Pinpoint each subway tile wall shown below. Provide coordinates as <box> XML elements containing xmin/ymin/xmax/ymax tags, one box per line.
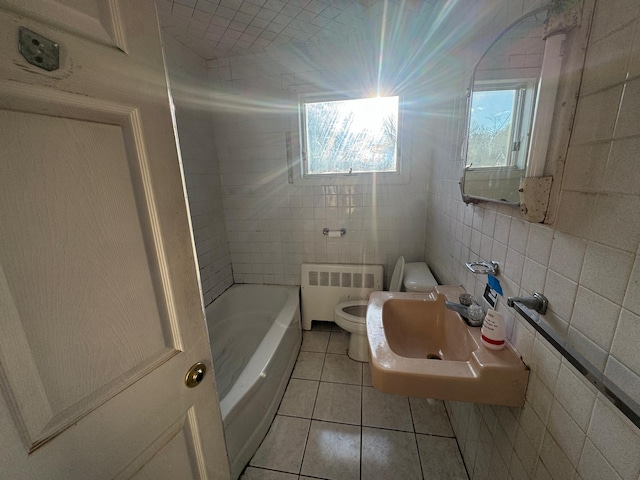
<box><xmin>424</xmin><ymin>0</ymin><xmax>640</xmax><ymax>479</ymax></box>
<box><xmin>206</xmin><ymin>1</ymin><xmax>437</xmax><ymax>287</ymax></box>
<box><xmin>163</xmin><ymin>35</ymin><xmax>234</xmax><ymax>306</ymax></box>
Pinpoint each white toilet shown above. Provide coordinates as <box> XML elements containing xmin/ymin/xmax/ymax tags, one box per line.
<box><xmin>333</xmin><ymin>257</ymin><xmax>438</xmax><ymax>361</ymax></box>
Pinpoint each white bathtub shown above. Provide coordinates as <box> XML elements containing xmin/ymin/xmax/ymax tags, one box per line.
<box><xmin>205</xmin><ymin>284</ymin><xmax>301</xmax><ymax>479</ymax></box>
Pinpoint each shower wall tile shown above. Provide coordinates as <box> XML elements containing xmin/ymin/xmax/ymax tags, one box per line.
<box><xmin>581</xmin><ymin>21</ymin><xmax>635</xmax><ymax>96</ymax></box>
<box><xmin>587</xmin><ymin>397</ymin><xmax>640</xmax><ymax>479</ymax></box>
<box><xmin>604</xmin><ymin>356</ymin><xmax>640</xmax><ymax>408</ymax></box>
<box><xmin>570</xmin><ymin>287</ymin><xmax>620</xmax><ymax>351</ymax></box>
<box><xmin>548</xmin><ymin>232</ymin><xmax>587</xmax><ymax>282</ymax></box>
<box><xmin>163</xmin><ymin>34</ymin><xmax>233</xmax><ymax>305</ymax></box>
<box><xmin>554</xmin><ymin>362</ymin><xmax>597</xmax><ymax>432</ymax></box>
<box><xmin>577</xmin><ymin>440</ymin><xmax>622</xmax><ymax>480</ymax></box>
<box><xmin>579</xmin><ymin>242</ymin><xmax>634</xmax><ymax>304</ymax></box>
<box><xmin>525</xmin><ymin>224</ymin><xmax>553</xmax><ymax>266</ymax></box>
<box><xmin>602</xmin><ymin>137</ymin><xmax>640</xmax><ymax>195</ymax></box>
<box><xmin>609</xmin><ymin>309</ymin><xmax>640</xmax><ymax>374</ymax></box>
<box><xmin>589</xmin><ymin>193</ymin><xmax>640</xmax><ymax>252</ymax></box>
<box><xmin>543</xmin><ymin>271</ymin><xmax>577</xmax><ymax>322</ymax></box>
<box><xmin>424</xmin><ymin>0</ymin><xmax>640</xmax><ymax>479</ymax></box>
<box><xmin>623</xmin><ymin>256</ymin><xmax>640</xmax><ymax>315</ymax></box>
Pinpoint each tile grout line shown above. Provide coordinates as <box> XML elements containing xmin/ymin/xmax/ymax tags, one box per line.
<box><xmin>360</xmin><ymin>361</ymin><xmax>365</xmax><ymax>480</ymax></box>
<box><xmin>445</xmin><ymin>403</ymin><xmax>472</xmax><ymax>480</ymax></box>
<box><xmin>297</xmin><ymin>331</ymin><xmax>329</xmax><ymax>478</ymax></box>
<box><xmin>265</xmin><ymin>325</ymin><xmax>466</xmax><ymax>479</ymax></box>
<box><xmin>407</xmin><ymin>396</ymin><xmax>426</xmax><ymax>480</ymax></box>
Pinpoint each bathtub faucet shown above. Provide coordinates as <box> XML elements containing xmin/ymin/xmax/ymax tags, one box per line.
<box><xmin>507</xmin><ymin>292</ymin><xmax>548</xmax><ymax>315</ymax></box>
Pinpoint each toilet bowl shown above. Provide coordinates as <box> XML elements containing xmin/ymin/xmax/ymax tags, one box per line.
<box><xmin>334</xmin><ymin>257</ymin><xmax>437</xmax><ymax>361</ymax></box>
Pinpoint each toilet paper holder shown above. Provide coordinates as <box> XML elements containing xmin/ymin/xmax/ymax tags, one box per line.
<box><xmin>322</xmin><ymin>228</ymin><xmax>346</xmax><ymax>237</ymax></box>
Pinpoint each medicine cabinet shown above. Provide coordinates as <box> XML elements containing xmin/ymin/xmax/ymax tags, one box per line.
<box><xmin>460</xmin><ymin>2</ymin><xmax>591</xmax><ymax>223</ymax></box>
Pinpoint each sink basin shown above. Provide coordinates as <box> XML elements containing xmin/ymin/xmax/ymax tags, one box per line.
<box><xmin>382</xmin><ymin>296</ymin><xmax>476</xmax><ymax>361</ymax></box>
<box><xmin>366</xmin><ymin>285</ymin><xmax>529</xmax><ymax>406</ymax></box>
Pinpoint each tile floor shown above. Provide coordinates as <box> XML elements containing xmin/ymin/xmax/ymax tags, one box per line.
<box><xmin>240</xmin><ymin>322</ymin><xmax>469</xmax><ymax>480</ymax></box>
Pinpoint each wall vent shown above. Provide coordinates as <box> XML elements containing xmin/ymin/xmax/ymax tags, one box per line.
<box><xmin>300</xmin><ymin>263</ymin><xmax>383</xmax><ymax>330</ymax></box>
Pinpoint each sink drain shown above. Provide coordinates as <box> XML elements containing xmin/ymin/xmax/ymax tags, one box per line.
<box><xmin>426</xmin><ymin>353</ymin><xmax>442</xmax><ymax>360</ymax></box>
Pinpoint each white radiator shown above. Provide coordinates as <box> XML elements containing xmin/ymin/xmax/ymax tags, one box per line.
<box><xmin>300</xmin><ymin>263</ymin><xmax>384</xmax><ymax>330</ymax></box>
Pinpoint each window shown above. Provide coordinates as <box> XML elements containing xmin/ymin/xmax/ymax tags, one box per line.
<box><xmin>466</xmin><ymin>79</ymin><xmax>537</xmax><ymax>170</ymax></box>
<box><xmin>299</xmin><ymin>95</ymin><xmax>400</xmax><ymax>176</ymax></box>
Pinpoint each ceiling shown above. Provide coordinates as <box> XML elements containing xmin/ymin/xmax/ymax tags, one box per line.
<box><xmin>156</xmin><ymin>0</ymin><xmax>426</xmax><ymax>60</ymax></box>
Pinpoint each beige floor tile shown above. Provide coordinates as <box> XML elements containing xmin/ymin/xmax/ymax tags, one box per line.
<box><xmin>417</xmin><ymin>434</ymin><xmax>468</xmax><ymax>479</ymax></box>
<box><xmin>321</xmin><ymin>353</ymin><xmax>362</xmax><ymax>384</ymax></box>
<box><xmin>410</xmin><ymin>397</ymin><xmax>454</xmax><ymax>436</ymax></box>
<box><xmin>327</xmin><ymin>328</ymin><xmax>350</xmax><ymax>354</ymax></box>
<box><xmin>301</xmin><ymin>330</ymin><xmax>330</xmax><ymax>352</ymax></box>
<box><xmin>300</xmin><ymin>420</ymin><xmax>360</xmax><ymax>480</ymax></box>
<box><xmin>249</xmin><ymin>415</ymin><xmax>310</xmax><ymax>474</ymax></box>
<box><xmin>361</xmin><ymin>427</ymin><xmax>422</xmax><ymax>480</ymax></box>
<box><xmin>240</xmin><ymin>467</ymin><xmax>298</xmax><ymax>479</ymax></box>
<box><xmin>362</xmin><ymin>386</ymin><xmax>413</xmax><ymax>432</ymax></box>
<box><xmin>248</xmin><ymin>353</ymin><xmax>466</xmax><ymax>480</ymax></box>
<box><xmin>362</xmin><ymin>362</ymin><xmax>372</xmax><ymax>387</ymax></box>
<box><xmin>292</xmin><ymin>351</ymin><xmax>325</xmax><ymax>381</ymax></box>
<box><xmin>312</xmin><ymin>382</ymin><xmax>361</xmax><ymax>425</ymax></box>
<box><xmin>278</xmin><ymin>378</ymin><xmax>319</xmax><ymax>418</ymax></box>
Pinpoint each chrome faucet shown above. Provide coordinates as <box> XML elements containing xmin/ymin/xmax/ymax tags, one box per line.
<box><xmin>507</xmin><ymin>292</ymin><xmax>548</xmax><ymax>315</ymax></box>
<box><xmin>445</xmin><ymin>300</ymin><xmax>485</xmax><ymax>327</ymax></box>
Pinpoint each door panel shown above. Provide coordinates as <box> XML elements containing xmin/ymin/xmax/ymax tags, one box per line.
<box><xmin>118</xmin><ymin>408</ymin><xmax>207</xmax><ymax>480</ymax></box>
<box><xmin>0</xmin><ymin>1</ymin><xmax>229</xmax><ymax>478</ymax></box>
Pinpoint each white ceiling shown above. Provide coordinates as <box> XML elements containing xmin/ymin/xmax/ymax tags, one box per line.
<box><xmin>156</xmin><ymin>0</ymin><xmax>426</xmax><ymax>60</ymax></box>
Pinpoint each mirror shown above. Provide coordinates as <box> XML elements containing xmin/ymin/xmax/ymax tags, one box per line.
<box><xmin>461</xmin><ymin>8</ymin><xmax>548</xmax><ymax>204</ymax></box>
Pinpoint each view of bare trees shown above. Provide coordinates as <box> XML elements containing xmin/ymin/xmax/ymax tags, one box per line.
<box><xmin>467</xmin><ymin>109</ymin><xmax>512</xmax><ymax>168</ymax></box>
<box><xmin>305</xmin><ymin>97</ymin><xmax>398</xmax><ymax>174</ymax></box>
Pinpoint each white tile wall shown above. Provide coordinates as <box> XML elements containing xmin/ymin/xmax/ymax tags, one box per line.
<box><xmin>206</xmin><ymin>5</ymin><xmax>435</xmax><ymax>287</ymax></box>
<box><xmin>423</xmin><ymin>0</ymin><xmax>640</xmax><ymax>479</ymax></box>
<box><xmin>163</xmin><ymin>35</ymin><xmax>234</xmax><ymax>305</ymax></box>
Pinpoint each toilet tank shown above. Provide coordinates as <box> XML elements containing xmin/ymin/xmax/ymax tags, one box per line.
<box><xmin>403</xmin><ymin>262</ymin><xmax>438</xmax><ymax>292</ymax></box>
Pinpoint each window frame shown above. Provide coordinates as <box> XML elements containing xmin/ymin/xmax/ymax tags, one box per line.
<box><xmin>296</xmin><ymin>91</ymin><xmax>405</xmax><ymax>181</ymax></box>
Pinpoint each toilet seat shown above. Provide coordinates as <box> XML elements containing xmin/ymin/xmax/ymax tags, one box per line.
<box><xmin>334</xmin><ymin>301</ymin><xmax>368</xmax><ymax>325</ymax></box>
<box><xmin>333</xmin><ymin>300</ymin><xmax>368</xmax><ymax>361</ymax></box>
<box><xmin>333</xmin><ymin>257</ymin><xmax>408</xmax><ymax>361</ymax></box>
<box><xmin>388</xmin><ymin>256</ymin><xmax>405</xmax><ymax>292</ymax></box>
<box><xmin>334</xmin><ymin>256</ymin><xmax>406</xmax><ymax>326</ymax></box>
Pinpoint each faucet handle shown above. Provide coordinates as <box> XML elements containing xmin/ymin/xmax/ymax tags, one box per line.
<box><xmin>467</xmin><ymin>305</ymin><xmax>485</xmax><ymax>326</ymax></box>
<box><xmin>459</xmin><ymin>293</ymin><xmax>474</xmax><ymax>306</ymax></box>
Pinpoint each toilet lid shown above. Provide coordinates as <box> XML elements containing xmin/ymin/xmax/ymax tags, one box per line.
<box><xmin>389</xmin><ymin>256</ymin><xmax>405</xmax><ymax>292</ymax></box>
<box><xmin>334</xmin><ymin>300</ymin><xmax>368</xmax><ymax>324</ymax></box>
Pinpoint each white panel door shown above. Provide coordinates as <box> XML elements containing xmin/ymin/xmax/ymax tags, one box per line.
<box><xmin>0</xmin><ymin>1</ymin><xmax>230</xmax><ymax>478</ymax></box>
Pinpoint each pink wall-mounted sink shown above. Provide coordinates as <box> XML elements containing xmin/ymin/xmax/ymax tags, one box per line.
<box><xmin>366</xmin><ymin>285</ymin><xmax>529</xmax><ymax>407</ymax></box>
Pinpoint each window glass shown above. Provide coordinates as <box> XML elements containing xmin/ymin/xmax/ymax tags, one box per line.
<box><xmin>301</xmin><ymin>96</ymin><xmax>399</xmax><ymax>176</ymax></box>
<box><xmin>466</xmin><ymin>80</ymin><xmax>536</xmax><ymax>170</ymax></box>
<box><xmin>467</xmin><ymin>89</ymin><xmax>516</xmax><ymax>168</ymax></box>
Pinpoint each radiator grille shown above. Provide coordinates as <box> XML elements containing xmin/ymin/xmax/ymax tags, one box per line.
<box><xmin>307</xmin><ymin>269</ymin><xmax>375</xmax><ymax>289</ymax></box>
<box><xmin>300</xmin><ymin>263</ymin><xmax>384</xmax><ymax>329</ymax></box>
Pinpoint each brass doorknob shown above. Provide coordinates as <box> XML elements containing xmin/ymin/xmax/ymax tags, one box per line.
<box><xmin>185</xmin><ymin>362</ymin><xmax>206</xmax><ymax>388</ymax></box>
